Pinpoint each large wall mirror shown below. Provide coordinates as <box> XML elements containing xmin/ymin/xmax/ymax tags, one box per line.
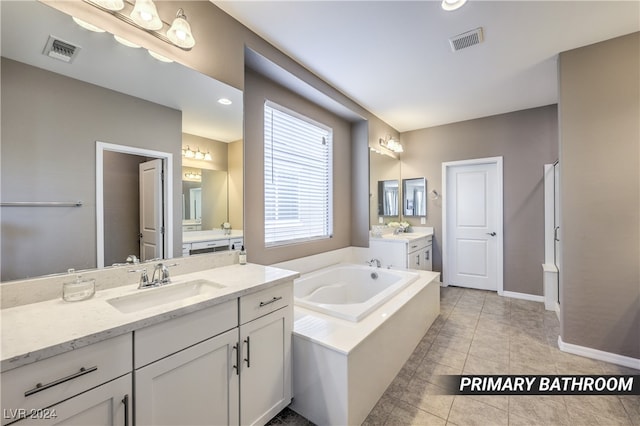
<box><xmin>369</xmin><ymin>150</ymin><xmax>400</xmax><ymax>226</ymax></box>
<box><xmin>0</xmin><ymin>1</ymin><xmax>243</xmax><ymax>281</ymax></box>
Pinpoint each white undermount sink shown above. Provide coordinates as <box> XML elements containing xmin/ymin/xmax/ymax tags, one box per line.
<box><xmin>107</xmin><ymin>279</ymin><xmax>225</xmax><ymax>314</ymax></box>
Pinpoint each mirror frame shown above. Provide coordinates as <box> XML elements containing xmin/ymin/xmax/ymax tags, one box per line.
<box><xmin>402</xmin><ymin>177</ymin><xmax>427</xmax><ymax>217</ymax></box>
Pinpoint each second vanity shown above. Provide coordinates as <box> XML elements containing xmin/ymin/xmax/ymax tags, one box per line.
<box><xmin>1</xmin><ymin>262</ymin><xmax>297</xmax><ymax>426</ymax></box>
<box><xmin>182</xmin><ymin>230</ymin><xmax>244</xmax><ymax>256</ymax></box>
<box><xmin>369</xmin><ymin>230</ymin><xmax>433</xmax><ymax>271</ymax></box>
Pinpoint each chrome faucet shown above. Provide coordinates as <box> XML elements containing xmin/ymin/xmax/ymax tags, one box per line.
<box><xmin>152</xmin><ymin>262</ymin><xmax>172</xmax><ymax>285</ymax></box>
<box><xmin>367</xmin><ymin>258</ymin><xmax>382</xmax><ymax>268</ymax></box>
<box><xmin>129</xmin><ymin>268</ymin><xmax>152</xmax><ymax>289</ymax></box>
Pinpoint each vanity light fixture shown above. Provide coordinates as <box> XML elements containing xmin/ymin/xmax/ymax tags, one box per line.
<box><xmin>130</xmin><ymin>0</ymin><xmax>162</xmax><ymax>30</ymax></box>
<box><xmin>83</xmin><ymin>0</ymin><xmax>196</xmax><ymax>50</ymax></box>
<box><xmin>379</xmin><ymin>136</ymin><xmax>404</xmax><ymax>154</ymax></box>
<box><xmin>182</xmin><ymin>146</ymin><xmax>212</xmax><ymax>161</ymax></box>
<box><xmin>166</xmin><ymin>9</ymin><xmax>195</xmax><ymax>49</ymax></box>
<box><xmin>441</xmin><ymin>0</ymin><xmax>468</xmax><ymax>11</ymax></box>
<box><xmin>184</xmin><ymin>171</ymin><xmax>201</xmax><ymax>180</ymax></box>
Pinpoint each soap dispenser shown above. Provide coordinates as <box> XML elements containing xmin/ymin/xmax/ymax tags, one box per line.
<box><xmin>62</xmin><ymin>269</ymin><xmax>96</xmax><ymax>302</ymax></box>
<box><xmin>239</xmin><ymin>246</ymin><xmax>247</xmax><ymax>265</ymax></box>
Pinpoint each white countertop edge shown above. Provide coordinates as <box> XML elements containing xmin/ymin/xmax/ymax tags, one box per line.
<box><xmin>1</xmin><ymin>264</ymin><xmax>298</xmax><ymax>372</ymax></box>
<box><xmin>292</xmin><ymin>270</ymin><xmax>440</xmax><ymax>355</ymax></box>
<box><xmin>369</xmin><ymin>231</ymin><xmax>434</xmax><ymax>243</ymax></box>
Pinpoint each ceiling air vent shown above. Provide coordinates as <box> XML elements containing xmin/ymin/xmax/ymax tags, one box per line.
<box><xmin>42</xmin><ymin>36</ymin><xmax>81</xmax><ymax>63</ymax></box>
<box><xmin>449</xmin><ymin>27</ymin><xmax>484</xmax><ymax>52</ymax></box>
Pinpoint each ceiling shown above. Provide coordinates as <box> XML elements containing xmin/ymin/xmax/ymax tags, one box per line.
<box><xmin>214</xmin><ymin>0</ymin><xmax>639</xmax><ymax>132</ymax></box>
<box><xmin>1</xmin><ymin>1</ymin><xmax>243</xmax><ymax>142</ymax></box>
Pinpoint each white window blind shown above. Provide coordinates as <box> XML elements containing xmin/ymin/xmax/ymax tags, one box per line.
<box><xmin>264</xmin><ymin>100</ymin><xmax>333</xmax><ymax>247</ymax></box>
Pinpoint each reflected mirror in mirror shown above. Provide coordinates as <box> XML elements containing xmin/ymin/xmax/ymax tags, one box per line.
<box><xmin>182</xmin><ymin>168</ymin><xmax>228</xmax><ymax>232</ymax></box>
<box><xmin>378</xmin><ymin>180</ymin><xmax>399</xmax><ymax>216</ymax></box>
<box><xmin>403</xmin><ymin>178</ymin><xmax>427</xmax><ymax>217</ymax></box>
<box><xmin>0</xmin><ymin>1</ymin><xmax>243</xmax><ymax>281</ymax></box>
<box><xmin>369</xmin><ymin>149</ymin><xmax>400</xmax><ymax>225</ymax></box>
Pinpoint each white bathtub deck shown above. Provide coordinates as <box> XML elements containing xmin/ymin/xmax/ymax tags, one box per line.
<box><xmin>291</xmin><ymin>270</ymin><xmax>440</xmax><ymax>426</ymax></box>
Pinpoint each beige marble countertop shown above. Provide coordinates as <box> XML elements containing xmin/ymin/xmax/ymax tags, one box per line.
<box><xmin>1</xmin><ymin>264</ymin><xmax>298</xmax><ymax>373</ymax></box>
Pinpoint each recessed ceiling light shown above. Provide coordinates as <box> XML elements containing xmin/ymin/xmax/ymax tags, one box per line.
<box><xmin>114</xmin><ymin>35</ymin><xmax>140</xmax><ymax>48</ymax></box>
<box><xmin>218</xmin><ymin>98</ymin><xmax>232</xmax><ymax>106</ymax></box>
<box><xmin>442</xmin><ymin>0</ymin><xmax>467</xmax><ymax>12</ymax></box>
<box><xmin>72</xmin><ymin>17</ymin><xmax>105</xmax><ymax>33</ymax></box>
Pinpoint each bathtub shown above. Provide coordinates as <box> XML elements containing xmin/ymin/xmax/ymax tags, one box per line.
<box><xmin>294</xmin><ymin>263</ymin><xmax>419</xmax><ymax>321</ymax></box>
<box><xmin>289</xmin><ymin>259</ymin><xmax>441</xmax><ymax>426</ymax></box>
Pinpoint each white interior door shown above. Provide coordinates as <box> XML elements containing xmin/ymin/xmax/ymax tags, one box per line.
<box><xmin>139</xmin><ymin>159</ymin><xmax>164</xmax><ymax>261</ymax></box>
<box><xmin>444</xmin><ymin>158</ymin><xmax>502</xmax><ymax>291</ymax></box>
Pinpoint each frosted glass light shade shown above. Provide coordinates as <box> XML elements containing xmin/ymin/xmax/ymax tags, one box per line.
<box><xmin>130</xmin><ymin>0</ymin><xmax>163</xmax><ymax>30</ymax></box>
<box><xmin>73</xmin><ymin>17</ymin><xmax>105</xmax><ymax>33</ymax></box>
<box><xmin>442</xmin><ymin>0</ymin><xmax>467</xmax><ymax>11</ymax></box>
<box><xmin>167</xmin><ymin>10</ymin><xmax>195</xmax><ymax>49</ymax></box>
<box><xmin>91</xmin><ymin>0</ymin><xmax>124</xmax><ymax>11</ymax></box>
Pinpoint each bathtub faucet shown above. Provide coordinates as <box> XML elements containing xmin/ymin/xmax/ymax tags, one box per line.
<box><xmin>367</xmin><ymin>258</ymin><xmax>381</xmax><ymax>268</ymax></box>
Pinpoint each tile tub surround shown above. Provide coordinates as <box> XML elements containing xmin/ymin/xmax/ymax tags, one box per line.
<box><xmin>1</xmin><ymin>251</ymin><xmax>238</xmax><ymax>309</ymax></box>
<box><xmin>1</xmin><ymin>263</ymin><xmax>299</xmax><ymax>372</ymax></box>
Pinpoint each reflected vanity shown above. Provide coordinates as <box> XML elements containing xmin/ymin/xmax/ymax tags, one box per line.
<box><xmin>402</xmin><ymin>178</ymin><xmax>427</xmax><ymax>217</ymax></box>
<box><xmin>0</xmin><ymin>1</ymin><xmax>243</xmax><ymax>281</ymax></box>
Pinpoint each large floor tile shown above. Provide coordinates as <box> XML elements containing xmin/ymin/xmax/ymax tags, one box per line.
<box><xmin>447</xmin><ymin>396</ymin><xmax>508</xmax><ymax>426</ymax></box>
<box><xmin>400</xmin><ymin>376</ymin><xmax>455</xmax><ymax>420</ymax></box>
<box><xmin>385</xmin><ymin>400</ymin><xmax>447</xmax><ymax>426</ymax></box>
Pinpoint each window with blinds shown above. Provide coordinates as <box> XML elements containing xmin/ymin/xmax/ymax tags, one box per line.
<box><xmin>264</xmin><ymin>100</ymin><xmax>333</xmax><ymax>247</ymax></box>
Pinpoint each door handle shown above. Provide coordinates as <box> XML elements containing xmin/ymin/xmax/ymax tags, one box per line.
<box><xmin>554</xmin><ymin>226</ymin><xmax>560</xmax><ymax>242</ymax></box>
<box><xmin>487</xmin><ymin>232</ymin><xmax>496</xmax><ymax>237</ymax></box>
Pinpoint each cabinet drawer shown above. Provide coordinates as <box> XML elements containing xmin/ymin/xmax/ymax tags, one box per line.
<box><xmin>407</xmin><ymin>237</ymin><xmax>429</xmax><ymax>253</ymax></box>
<box><xmin>191</xmin><ymin>240</ymin><xmax>228</xmax><ymax>250</ymax></box>
<box><xmin>1</xmin><ymin>334</ymin><xmax>131</xmax><ymax>425</ymax></box>
<box><xmin>229</xmin><ymin>238</ymin><xmax>243</xmax><ymax>249</ymax></box>
<box><xmin>240</xmin><ymin>282</ymin><xmax>293</xmax><ymax>325</ymax></box>
<box><xmin>134</xmin><ymin>299</ymin><xmax>238</xmax><ymax>368</ymax></box>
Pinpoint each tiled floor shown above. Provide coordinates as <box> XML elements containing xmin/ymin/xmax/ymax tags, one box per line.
<box><xmin>271</xmin><ymin>286</ymin><xmax>640</xmax><ymax>425</ymax></box>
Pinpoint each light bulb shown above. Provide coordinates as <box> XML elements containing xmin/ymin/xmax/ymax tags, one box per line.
<box><xmin>167</xmin><ymin>9</ymin><xmax>195</xmax><ymax>49</ymax></box>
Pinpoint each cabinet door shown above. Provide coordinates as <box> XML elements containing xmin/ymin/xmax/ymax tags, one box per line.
<box><xmin>239</xmin><ymin>307</ymin><xmax>292</xmax><ymax>426</ymax></box>
<box><xmin>408</xmin><ymin>250</ymin><xmax>422</xmax><ymax>269</ymax></box>
<box><xmin>135</xmin><ymin>328</ymin><xmax>239</xmax><ymax>426</ymax></box>
<box><xmin>15</xmin><ymin>374</ymin><xmax>131</xmax><ymax>426</ymax></box>
<box><xmin>424</xmin><ymin>246</ymin><xmax>433</xmax><ymax>271</ymax></box>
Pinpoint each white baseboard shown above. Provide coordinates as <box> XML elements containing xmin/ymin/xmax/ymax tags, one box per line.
<box><xmin>558</xmin><ymin>336</ymin><xmax>640</xmax><ymax>370</ymax></box>
<box><xmin>502</xmin><ymin>290</ymin><xmax>544</xmax><ymax>303</ymax></box>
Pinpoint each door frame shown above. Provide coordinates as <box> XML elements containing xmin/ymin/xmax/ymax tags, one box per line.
<box><xmin>442</xmin><ymin>156</ymin><xmax>504</xmax><ymax>294</ymax></box>
<box><xmin>96</xmin><ymin>141</ymin><xmax>173</xmax><ymax>268</ymax></box>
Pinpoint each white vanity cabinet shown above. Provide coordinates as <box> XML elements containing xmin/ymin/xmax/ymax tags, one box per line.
<box><xmin>370</xmin><ymin>235</ymin><xmax>433</xmax><ymax>271</ymax></box>
<box><xmin>238</xmin><ymin>283</ymin><xmax>293</xmax><ymax>426</ymax></box>
<box><xmin>134</xmin><ymin>282</ymin><xmax>293</xmax><ymax>426</ymax></box>
<box><xmin>1</xmin><ymin>334</ymin><xmax>132</xmax><ymax>426</ymax></box>
<box><xmin>134</xmin><ymin>300</ymin><xmax>239</xmax><ymax>426</ymax></box>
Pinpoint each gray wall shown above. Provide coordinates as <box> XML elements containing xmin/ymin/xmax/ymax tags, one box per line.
<box><xmin>400</xmin><ymin>105</ymin><xmax>559</xmax><ymax>295</ymax></box>
<box><xmin>244</xmin><ymin>69</ymin><xmax>353</xmax><ymax>265</ymax></box>
<box><xmin>1</xmin><ymin>58</ymin><xmax>182</xmax><ymax>281</ymax></box>
<box><xmin>103</xmin><ymin>151</ymin><xmax>148</xmax><ymax>266</ymax></box>
<box><xmin>559</xmin><ymin>32</ymin><xmax>639</xmax><ymax>358</ymax></box>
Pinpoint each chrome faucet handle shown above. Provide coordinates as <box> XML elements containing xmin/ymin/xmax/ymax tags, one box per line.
<box><xmin>129</xmin><ymin>268</ymin><xmax>151</xmax><ymax>288</ymax></box>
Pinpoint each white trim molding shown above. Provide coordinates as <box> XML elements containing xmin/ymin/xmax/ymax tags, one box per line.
<box><xmin>96</xmin><ymin>141</ymin><xmax>173</xmax><ymax>268</ymax></box>
<box><xmin>558</xmin><ymin>336</ymin><xmax>640</xmax><ymax>370</ymax></box>
<box><xmin>502</xmin><ymin>291</ymin><xmax>545</xmax><ymax>303</ymax></box>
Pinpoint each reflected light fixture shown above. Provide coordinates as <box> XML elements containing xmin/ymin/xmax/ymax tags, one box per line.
<box><xmin>183</xmin><ymin>146</ymin><xmax>195</xmax><ymax>158</ymax></box>
<box><xmin>72</xmin><ymin>17</ymin><xmax>105</xmax><ymax>32</ymax></box>
<box><xmin>114</xmin><ymin>35</ymin><xmax>140</xmax><ymax>48</ymax></box>
<box><xmin>379</xmin><ymin>136</ymin><xmax>404</xmax><ymax>153</ymax></box>
<box><xmin>148</xmin><ymin>50</ymin><xmax>173</xmax><ymax>63</ymax></box>
<box><xmin>442</xmin><ymin>0</ymin><xmax>468</xmax><ymax>11</ymax></box>
<box><xmin>130</xmin><ymin>0</ymin><xmax>162</xmax><ymax>30</ymax></box>
<box><xmin>194</xmin><ymin>149</ymin><xmax>205</xmax><ymax>160</ymax></box>
<box><xmin>204</xmin><ymin>151</ymin><xmax>212</xmax><ymax>161</ymax></box>
<box><xmin>83</xmin><ymin>0</ymin><xmax>196</xmax><ymax>51</ymax></box>
<box><xmin>167</xmin><ymin>9</ymin><xmax>196</xmax><ymax>49</ymax></box>
<box><xmin>182</xmin><ymin>146</ymin><xmax>212</xmax><ymax>161</ymax></box>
